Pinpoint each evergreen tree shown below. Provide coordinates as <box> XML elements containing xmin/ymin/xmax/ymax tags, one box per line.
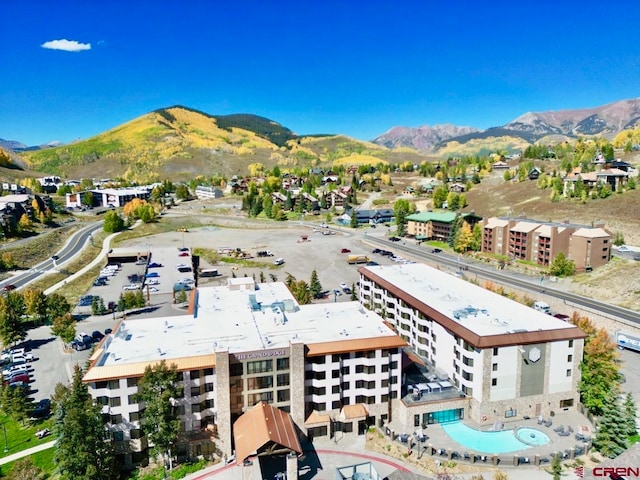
<box><xmin>350</xmin><ymin>211</ymin><xmax>359</xmax><ymax>228</ymax></box>
<box><xmin>593</xmin><ymin>387</ymin><xmax>628</xmax><ymax>458</ymax></box>
<box><xmin>447</xmin><ymin>215</ymin><xmax>464</xmax><ymax>248</ymax></box>
<box><xmin>350</xmin><ymin>283</ymin><xmax>357</xmax><ymax>301</ymax></box>
<box><xmin>292</xmin><ymin>280</ymin><xmax>311</xmax><ymax>304</ymax></box>
<box><xmin>551</xmin><ymin>453</ymin><xmax>562</xmax><ymax>480</ymax></box>
<box><xmin>0</xmin><ymin>383</ymin><xmax>31</xmax><ymax>425</ymax></box>
<box><xmin>134</xmin><ymin>360</ymin><xmax>182</xmax><ymax>472</ymax></box>
<box><xmin>623</xmin><ymin>393</ymin><xmax>637</xmax><ymax>437</ymax></box>
<box><xmin>309</xmin><ymin>270</ymin><xmax>322</xmax><ymax>299</ymax></box>
<box><xmin>284</xmin><ymin>191</ymin><xmax>293</xmax><ymax>210</ymax></box>
<box><xmin>53</xmin><ymin>365</ymin><xmax>119</xmax><ymax>479</ymax></box>
<box><xmin>549</xmin><ymin>253</ymin><xmax>575</xmax><ymax>277</ymax></box>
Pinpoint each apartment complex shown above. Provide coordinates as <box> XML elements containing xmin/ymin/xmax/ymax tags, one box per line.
<box><xmin>482</xmin><ymin>217</ymin><xmax>611</xmax><ymax>269</ymax></box>
<box><xmin>82</xmin><ymin>279</ymin><xmax>405</xmax><ymax>468</ymax></box>
<box><xmin>406</xmin><ymin>211</ymin><xmax>482</xmax><ymax>242</ymax></box>
<box><xmin>358</xmin><ymin>263</ymin><xmax>586</xmax><ymax>429</ymax></box>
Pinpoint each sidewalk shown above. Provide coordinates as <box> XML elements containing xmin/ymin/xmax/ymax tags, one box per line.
<box><xmin>0</xmin><ymin>440</ymin><xmax>56</xmax><ymax>466</ymax></box>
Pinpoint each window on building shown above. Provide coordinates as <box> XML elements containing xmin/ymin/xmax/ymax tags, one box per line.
<box><xmin>567</xmin><ymin>355</ymin><xmax>573</xmax><ymax>362</ymax></box>
<box><xmin>492</xmin><ymin>363</ymin><xmax>498</xmax><ymax>371</ymax></box>
<box><xmin>462</xmin><ymin>356</ymin><xmax>474</xmax><ymax>367</ymax></box>
<box><xmin>462</xmin><ymin>371</ymin><xmax>473</xmax><ymax>381</ymax></box>
<box><xmin>127</xmin><ymin>395</ymin><xmax>137</xmax><ymax>405</ymax></box>
<box><xmin>332</xmin><ymin>385</ymin><xmax>340</xmax><ymax>394</ymax></box>
<box><xmin>112</xmin><ymin>431</ymin><xmax>124</xmax><ymax>441</ymax></box>
<box><xmin>247</xmin><ymin>375</ymin><xmax>273</xmax><ymax>390</ymax></box>
<box><xmin>566</xmin><ymin>369</ymin><xmax>572</xmax><ymax>377</ymax></box>
<box><xmin>491</xmin><ymin>378</ymin><xmax>497</xmax><ymax>386</ymax></box>
<box><xmin>190</xmin><ymin>370</ymin><xmax>201</xmax><ymax>379</ymax></box>
<box><xmin>176</xmin><ymin>372</ymin><xmax>184</xmax><ymax>381</ymax></box>
<box><xmin>97</xmin><ymin>396</ymin><xmax>109</xmax><ymax>405</ymax></box>
<box><xmin>277</xmin><ymin>389</ymin><xmax>290</xmax><ymax>402</ymax></box>
<box><xmin>109</xmin><ymin>397</ymin><xmax>121</xmax><ymax>407</ymax></box>
<box><xmin>560</xmin><ymin>398</ymin><xmax>574</xmax><ymax>408</ymax></box>
<box><xmin>130</xmin><ymin>429</ymin><xmax>142</xmax><ymax>439</ymax></box>
<box><xmin>341</xmin><ymin>366</ymin><xmax>350</xmax><ymax>375</ymax></box>
<box><xmin>108</xmin><ymin>380</ymin><xmax>119</xmax><ymax>389</ymax></box>
<box><xmin>191</xmin><ymin>386</ymin><xmax>203</xmax><ymax>397</ymax></box>
<box><xmin>127</xmin><ymin>378</ymin><xmax>138</xmax><ymax>387</ymax></box>
<box><xmin>205</xmin><ymin>383</ymin><xmax>214</xmax><ymax>392</ymax></box>
<box><xmin>568</xmin><ymin>340</ymin><xmax>574</xmax><ymax>348</ymax></box>
<box><xmin>130</xmin><ymin>411</ymin><xmax>140</xmax><ymax>422</ymax></box>
<box><xmin>230</xmin><ymin>363</ymin><xmax>243</xmax><ymax>376</ymax></box>
<box><xmin>332</xmin><ymin>369</ymin><xmax>340</xmax><ymax>378</ymax></box>
<box><xmin>110</xmin><ymin>414</ymin><xmax>123</xmax><ymax>424</ymax></box>
<box><xmin>96</xmin><ymin>381</ymin><xmax>108</xmax><ymax>389</ymax></box>
<box><xmin>191</xmin><ymin>403</ymin><xmax>202</xmax><ymax>413</ymax></box>
<box><xmin>414</xmin><ymin>415</ymin><xmax>420</xmax><ymax>427</ymax></box>
<box><xmin>341</xmin><ymin>382</ymin><xmax>349</xmax><ymax>391</ymax></box>
<box><xmin>205</xmin><ymin>399</ymin><xmax>214</xmax><ymax>409</ymax></box>
<box><xmin>246</xmin><ymin>360</ymin><xmax>273</xmax><ymax>374</ymax></box>
<box><xmin>277</xmin><ymin>358</ymin><xmax>290</xmax><ymax>370</ymax></box>
<box><xmin>175</xmin><ymin>405</ymin><xmax>185</xmax><ymax>415</ymax></box>
<box><xmin>332</xmin><ymin>401</ymin><xmax>342</xmax><ymax>409</ymax></box>
<box><xmin>493</xmin><ymin>347</ymin><xmax>499</xmax><ymax>356</ymax></box>
<box><xmin>277</xmin><ymin>373</ymin><xmax>290</xmax><ymax>387</ymax></box>
<box><xmin>204</xmin><ymin>368</ymin><xmax>214</xmax><ymax>376</ymax></box>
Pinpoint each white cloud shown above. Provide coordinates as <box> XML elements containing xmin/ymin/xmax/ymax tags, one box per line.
<box><xmin>41</xmin><ymin>39</ymin><xmax>91</xmax><ymax>52</ymax></box>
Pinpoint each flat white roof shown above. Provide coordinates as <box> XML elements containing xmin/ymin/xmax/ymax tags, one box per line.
<box><xmin>93</xmin><ymin>187</ymin><xmax>150</xmax><ymax>196</ymax></box>
<box><xmin>363</xmin><ymin>263</ymin><xmax>571</xmax><ymax>337</ymax></box>
<box><xmin>95</xmin><ymin>282</ymin><xmax>397</xmax><ymax>366</ymax></box>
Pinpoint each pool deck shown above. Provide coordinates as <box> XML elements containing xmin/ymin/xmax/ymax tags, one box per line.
<box><xmin>388</xmin><ymin>410</ymin><xmax>593</xmax><ymax>465</ymax></box>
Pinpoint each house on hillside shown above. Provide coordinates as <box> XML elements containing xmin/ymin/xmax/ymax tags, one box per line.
<box><xmin>528</xmin><ymin>167</ymin><xmax>542</xmax><ymax>181</ymax></box>
<box><xmin>194</xmin><ymin>186</ymin><xmax>223</xmax><ymax>200</ymax></box>
<box><xmin>448</xmin><ymin>183</ymin><xmax>466</xmax><ymax>193</ymax></box>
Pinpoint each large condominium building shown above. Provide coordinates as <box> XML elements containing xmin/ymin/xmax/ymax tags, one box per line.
<box><xmin>82</xmin><ymin>278</ymin><xmax>405</xmax><ymax>469</ymax></box>
<box><xmin>482</xmin><ymin>217</ymin><xmax>611</xmax><ymax>270</ymax></box>
<box><xmin>358</xmin><ymin>263</ymin><xmax>586</xmax><ymax>429</ymax></box>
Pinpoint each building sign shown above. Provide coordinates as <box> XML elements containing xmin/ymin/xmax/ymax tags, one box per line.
<box><xmin>234</xmin><ymin>349</ymin><xmax>287</xmax><ymax>361</ymax></box>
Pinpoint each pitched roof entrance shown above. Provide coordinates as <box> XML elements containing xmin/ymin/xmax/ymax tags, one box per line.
<box><xmin>232</xmin><ymin>401</ymin><xmax>302</xmax><ymax>465</ymax></box>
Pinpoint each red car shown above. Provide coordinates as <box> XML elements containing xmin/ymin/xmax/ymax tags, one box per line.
<box><xmin>4</xmin><ymin>373</ymin><xmax>29</xmax><ymax>385</ymax></box>
<box><xmin>178</xmin><ymin>252</ymin><xmax>190</xmax><ymax>257</ymax></box>
<box><xmin>341</xmin><ymin>248</ymin><xmax>351</xmax><ymax>254</ymax></box>
<box><xmin>2</xmin><ymin>284</ymin><xmax>16</xmax><ymax>291</ymax></box>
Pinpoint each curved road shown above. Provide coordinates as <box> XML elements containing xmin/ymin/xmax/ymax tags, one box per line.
<box><xmin>0</xmin><ymin>221</ymin><xmax>103</xmax><ymax>291</ymax></box>
<box><xmin>365</xmin><ymin>236</ymin><xmax>640</xmax><ymax>324</ymax></box>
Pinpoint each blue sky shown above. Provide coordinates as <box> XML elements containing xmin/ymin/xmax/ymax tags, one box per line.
<box><xmin>2</xmin><ymin>1</ymin><xmax>639</xmax><ymax>146</ymax></box>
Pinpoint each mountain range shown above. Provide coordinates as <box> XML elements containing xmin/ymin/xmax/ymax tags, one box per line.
<box><xmin>372</xmin><ymin>97</ymin><xmax>640</xmax><ymax>152</ymax></box>
<box><xmin>2</xmin><ymin>98</ymin><xmax>640</xmax><ymax>181</ymax></box>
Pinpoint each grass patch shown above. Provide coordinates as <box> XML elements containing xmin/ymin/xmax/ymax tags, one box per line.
<box><xmin>219</xmin><ymin>257</ymin><xmax>278</xmax><ymax>269</ymax></box>
<box><xmin>372</xmin><ymin>198</ymin><xmax>389</xmax><ymax>205</ymax></box>
<box><xmin>2</xmin><ymin>224</ymin><xmax>83</xmax><ymax>269</ymax></box>
<box><xmin>128</xmin><ymin>458</ymin><xmax>213</xmax><ymax>480</ymax></box>
<box><xmin>113</xmin><ymin>221</ymin><xmax>193</xmax><ymax>244</ymax></box>
<box><xmin>1</xmin><ymin>447</ymin><xmax>56</xmax><ymax>477</ymax></box>
<box><xmin>0</xmin><ymin>414</ymin><xmax>54</xmax><ymax>461</ymax></box>
<box><xmin>629</xmin><ymin>434</ymin><xmax>640</xmax><ymax>445</ymax></box>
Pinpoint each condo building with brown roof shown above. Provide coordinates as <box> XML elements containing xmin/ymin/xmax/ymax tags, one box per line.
<box><xmin>358</xmin><ymin>263</ymin><xmax>586</xmax><ymax>431</ymax></box>
<box><xmin>82</xmin><ymin>278</ymin><xmax>405</xmax><ymax>469</ymax></box>
<box><xmin>482</xmin><ymin>217</ymin><xmax>611</xmax><ymax>269</ymax></box>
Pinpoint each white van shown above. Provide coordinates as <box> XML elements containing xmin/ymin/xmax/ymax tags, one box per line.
<box><xmin>273</xmin><ymin>258</ymin><xmax>285</xmax><ymax>266</ymax></box>
<box><xmin>533</xmin><ymin>301</ymin><xmax>551</xmax><ymax>314</ymax></box>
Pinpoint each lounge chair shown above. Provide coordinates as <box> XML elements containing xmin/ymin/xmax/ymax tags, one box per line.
<box><xmin>463</xmin><ymin>453</ymin><xmax>471</xmax><ymax>460</ymax></box>
<box><xmin>553</xmin><ymin>425</ymin><xmax>564</xmax><ymax>433</ymax></box>
<box><xmin>544</xmin><ymin>419</ymin><xmax>553</xmax><ymax>427</ymax></box>
<box><xmin>451</xmin><ymin>451</ymin><xmax>460</xmax><ymax>459</ymax></box>
<box><xmin>558</xmin><ymin>430</ymin><xmax>571</xmax><ymax>437</ymax></box>
<box><xmin>537</xmin><ymin>416</ymin><xmax>544</xmax><ymax>425</ymax></box>
<box><xmin>568</xmin><ymin>426</ymin><xmax>574</xmax><ymax>433</ymax></box>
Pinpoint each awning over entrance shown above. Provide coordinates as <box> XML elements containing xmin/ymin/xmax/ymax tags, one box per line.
<box><xmin>339</xmin><ymin>404</ymin><xmax>369</xmax><ymax>421</ymax></box>
<box><xmin>415</xmin><ymin>235</ymin><xmax>428</xmax><ymax>240</ymax></box>
<box><xmin>304</xmin><ymin>411</ymin><xmax>331</xmax><ymax>427</ymax></box>
<box><xmin>233</xmin><ymin>401</ymin><xmax>302</xmax><ymax>465</ymax></box>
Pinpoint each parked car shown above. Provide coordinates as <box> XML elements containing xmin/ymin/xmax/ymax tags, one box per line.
<box><xmin>173</xmin><ymin>283</ymin><xmax>193</xmax><ymax>292</ymax></box>
<box><xmin>366</xmin><ymin>261</ymin><xmax>379</xmax><ymax>266</ymax></box>
<box><xmin>104</xmin><ymin>328</ymin><xmax>113</xmax><ymax>335</ymax></box>
<box><xmin>146</xmin><ymin>279</ymin><xmax>160</xmax><ymax>285</ymax></box>
<box><xmin>342</xmin><ymin>287</ymin><xmax>352</xmax><ymax>295</ymax></box>
<box><xmin>178</xmin><ymin>252</ymin><xmax>190</xmax><ymax>257</ymax></box>
<box><xmin>31</xmin><ymin>399</ymin><xmax>51</xmax><ymax>419</ymax></box>
<box><xmin>341</xmin><ymin>248</ymin><xmax>351</xmax><ymax>253</ymax></box>
<box><xmin>93</xmin><ymin>279</ymin><xmax>107</xmax><ymax>287</ymax></box>
<box><xmin>553</xmin><ymin>313</ymin><xmax>570</xmax><ymax>321</ymax></box>
<box><xmin>145</xmin><ymin>272</ymin><xmax>159</xmax><ymax>278</ymax></box>
<box><xmin>617</xmin><ymin>245</ymin><xmax>630</xmax><ymax>252</ymax></box>
<box><xmin>332</xmin><ymin>289</ymin><xmax>342</xmax><ymax>296</ymax></box>
<box><xmin>4</xmin><ymin>373</ymin><xmax>29</xmax><ymax>385</ymax></box>
<box><xmin>178</xmin><ymin>247</ymin><xmax>189</xmax><ymax>252</ymax></box>
<box><xmin>122</xmin><ymin>284</ymin><xmax>141</xmax><ymax>291</ymax></box>
<box><xmin>148</xmin><ymin>287</ymin><xmax>159</xmax><ymax>292</ymax></box>
<box><xmin>2</xmin><ymin>284</ymin><xmax>17</xmax><ymax>291</ymax></box>
<box><xmin>148</xmin><ymin>262</ymin><xmax>163</xmax><ymax>268</ymax></box>
<box><xmin>8</xmin><ymin>381</ymin><xmax>29</xmax><ymax>390</ymax></box>
<box><xmin>78</xmin><ymin>295</ymin><xmax>94</xmax><ymax>307</ymax></box>
<box><xmin>339</xmin><ymin>282</ymin><xmax>348</xmax><ymax>290</ymax></box>
<box><xmin>70</xmin><ymin>340</ymin><xmax>89</xmax><ymax>351</ymax></box>
<box><xmin>2</xmin><ymin>365</ymin><xmax>27</xmax><ymax>377</ymax></box>
<box><xmin>12</xmin><ymin>352</ymin><xmax>34</xmax><ymax>362</ymax></box>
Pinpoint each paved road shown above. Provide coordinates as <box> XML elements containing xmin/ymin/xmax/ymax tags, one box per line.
<box><xmin>0</xmin><ymin>221</ymin><xmax>103</xmax><ymax>291</ymax></box>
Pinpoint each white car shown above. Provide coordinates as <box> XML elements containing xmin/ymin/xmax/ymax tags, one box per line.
<box><xmin>148</xmin><ymin>287</ymin><xmax>159</xmax><ymax>293</ymax></box>
<box><xmin>2</xmin><ymin>365</ymin><xmax>27</xmax><ymax>377</ymax></box>
<box><xmin>180</xmin><ymin>278</ymin><xmax>194</xmax><ymax>285</ymax></box>
<box><xmin>122</xmin><ymin>284</ymin><xmax>141</xmax><ymax>291</ymax></box>
<box><xmin>146</xmin><ymin>279</ymin><xmax>160</xmax><ymax>285</ymax></box>
<box><xmin>339</xmin><ymin>282</ymin><xmax>348</xmax><ymax>290</ymax></box>
<box><xmin>617</xmin><ymin>245</ymin><xmax>630</xmax><ymax>252</ymax></box>
<box><xmin>12</xmin><ymin>352</ymin><xmax>34</xmax><ymax>363</ymax></box>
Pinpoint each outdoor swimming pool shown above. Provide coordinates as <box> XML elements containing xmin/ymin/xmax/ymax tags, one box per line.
<box><xmin>441</xmin><ymin>422</ymin><xmax>550</xmax><ymax>453</ymax></box>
